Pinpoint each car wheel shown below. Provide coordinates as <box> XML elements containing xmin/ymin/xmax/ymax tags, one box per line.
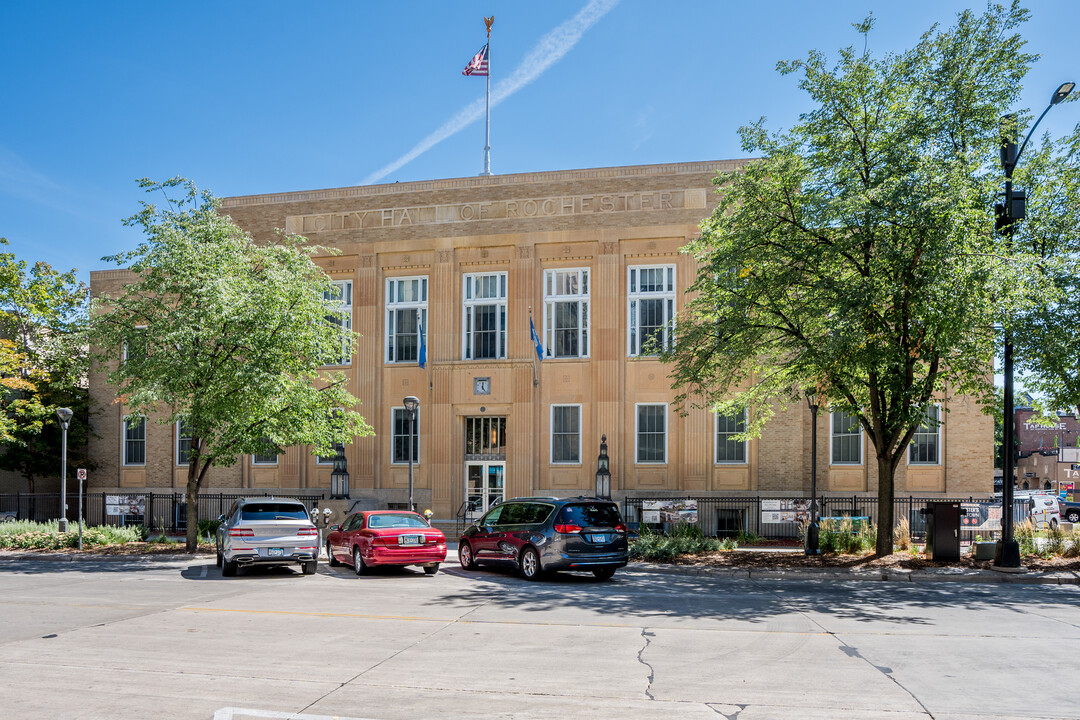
<box><xmin>326</xmin><ymin>541</ymin><xmax>340</xmax><ymax>567</ymax></box>
<box><xmin>1051</xmin><ymin>518</ymin><xmax>1060</xmax><ymax>530</ymax></box>
<box><xmin>459</xmin><ymin>541</ymin><xmax>476</xmax><ymax>570</ymax></box>
<box><xmin>1067</xmin><ymin>510</ymin><xmax>1079</xmax><ymax>523</ymax></box>
<box><xmin>222</xmin><ymin>558</ymin><xmax>237</xmax><ymax>577</ymax></box>
<box><xmin>353</xmin><ymin>546</ymin><xmax>368</xmax><ymax>576</ymax></box>
<box><xmin>302</xmin><ymin>560</ymin><xmax>318</xmax><ymax>575</ymax></box>
<box><xmin>519</xmin><ymin>546</ymin><xmax>543</xmax><ymax>581</ymax></box>
<box><xmin>592</xmin><ymin>567</ymin><xmax>617</xmax><ymax>580</ymax></box>
<box><xmin>424</xmin><ymin>563</ymin><xmax>440</xmax><ymax>575</ymax></box>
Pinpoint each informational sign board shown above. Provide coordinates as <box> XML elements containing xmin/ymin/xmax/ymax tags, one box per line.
<box><xmin>642</xmin><ymin>499</ymin><xmax>698</xmax><ymax>524</ymax></box>
<box><xmin>960</xmin><ymin>502</ymin><xmax>1001</xmax><ymax>531</ymax></box>
<box><xmin>760</xmin><ymin>498</ymin><xmax>811</xmax><ymax>524</ymax></box>
<box><xmin>106</xmin><ymin>495</ymin><xmax>146</xmax><ymax>516</ymax></box>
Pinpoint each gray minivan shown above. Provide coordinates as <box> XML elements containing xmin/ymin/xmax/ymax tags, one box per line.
<box><xmin>458</xmin><ymin>496</ymin><xmax>629</xmax><ymax>580</ymax></box>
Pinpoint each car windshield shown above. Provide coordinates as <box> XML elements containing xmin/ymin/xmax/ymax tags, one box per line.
<box><xmin>240</xmin><ymin>503</ymin><xmax>310</xmax><ymax>521</ymax></box>
<box><xmin>368</xmin><ymin>513</ymin><xmax>429</xmax><ymax>529</ymax></box>
<box><xmin>557</xmin><ymin>503</ymin><xmax>622</xmax><ymax>527</ymax></box>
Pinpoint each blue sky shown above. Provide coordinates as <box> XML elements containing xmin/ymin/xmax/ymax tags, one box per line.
<box><xmin>1</xmin><ymin>1</ymin><xmax>1077</xmax><ymax>282</ymax></box>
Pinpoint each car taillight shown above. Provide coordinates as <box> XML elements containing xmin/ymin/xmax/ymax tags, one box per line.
<box><xmin>228</xmin><ymin>527</ymin><xmax>253</xmax><ymax>538</ymax></box>
<box><xmin>297</xmin><ymin>527</ymin><xmax>318</xmax><ymax>537</ymax></box>
<box><xmin>554</xmin><ymin>524</ymin><xmax>582</xmax><ymax>534</ymax></box>
<box><xmin>615</xmin><ymin>523</ymin><xmax>627</xmax><ymax>533</ymax></box>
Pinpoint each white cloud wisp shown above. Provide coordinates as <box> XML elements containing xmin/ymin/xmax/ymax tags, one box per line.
<box><xmin>361</xmin><ymin>0</ymin><xmax>619</xmax><ymax>185</ymax></box>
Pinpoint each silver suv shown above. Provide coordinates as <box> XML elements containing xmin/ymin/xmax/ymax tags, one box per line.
<box><xmin>215</xmin><ymin>498</ymin><xmax>319</xmax><ymax>576</ymax></box>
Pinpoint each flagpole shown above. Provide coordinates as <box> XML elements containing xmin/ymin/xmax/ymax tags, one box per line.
<box><xmin>482</xmin><ymin>16</ymin><xmax>493</xmax><ymax>176</ymax></box>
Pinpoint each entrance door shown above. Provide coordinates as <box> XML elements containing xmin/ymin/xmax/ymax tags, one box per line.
<box><xmin>465</xmin><ymin>461</ymin><xmax>505</xmax><ymax>521</ymax></box>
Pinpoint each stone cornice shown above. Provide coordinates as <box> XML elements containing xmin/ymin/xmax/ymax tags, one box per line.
<box><xmin>219</xmin><ymin>159</ymin><xmax>751</xmax><ymax>209</ymax></box>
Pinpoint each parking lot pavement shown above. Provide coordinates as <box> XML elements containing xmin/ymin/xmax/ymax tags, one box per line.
<box><xmin>2</xmin><ymin>554</ymin><xmax>1080</xmax><ymax>720</ymax></box>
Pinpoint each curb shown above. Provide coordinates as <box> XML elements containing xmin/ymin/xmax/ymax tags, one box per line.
<box><xmin>626</xmin><ymin>562</ymin><xmax>1080</xmax><ymax>585</ymax></box>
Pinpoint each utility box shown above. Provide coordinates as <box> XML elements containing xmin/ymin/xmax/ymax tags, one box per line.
<box><xmin>923</xmin><ymin>502</ymin><xmax>963</xmax><ymax>561</ymax></box>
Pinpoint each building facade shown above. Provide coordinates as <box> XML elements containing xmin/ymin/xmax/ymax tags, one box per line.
<box><xmin>87</xmin><ymin>161</ymin><xmax>994</xmax><ymax>519</ymax></box>
<box><xmin>1014</xmin><ymin>409</ymin><xmax>1080</xmax><ymax>492</ymax></box>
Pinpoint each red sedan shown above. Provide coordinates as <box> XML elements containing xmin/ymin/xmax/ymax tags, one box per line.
<box><xmin>325</xmin><ymin>510</ymin><xmax>447</xmax><ymax>575</ymax></box>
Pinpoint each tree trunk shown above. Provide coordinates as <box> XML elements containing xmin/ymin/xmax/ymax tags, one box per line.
<box><xmin>876</xmin><ymin>454</ymin><xmax>896</xmax><ymax>557</ymax></box>
<box><xmin>185</xmin><ymin>472</ymin><xmax>199</xmax><ymax>553</ymax></box>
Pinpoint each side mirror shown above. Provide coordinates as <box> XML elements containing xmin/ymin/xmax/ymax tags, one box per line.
<box><xmin>217</xmin><ymin>514</ymin><xmax>225</xmax><ymax>523</ymax></box>
<box><xmin>329</xmin><ymin>524</ymin><xmax>340</xmax><ymax>532</ymax></box>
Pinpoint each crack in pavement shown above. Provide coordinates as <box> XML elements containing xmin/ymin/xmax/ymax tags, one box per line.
<box><xmin>749</xmin><ymin>577</ymin><xmax>936</xmax><ymax>719</ymax></box>
<box><xmin>295</xmin><ymin>596</ymin><xmax>498</xmax><ymax>716</ymax></box>
<box><xmin>709</xmin><ymin>703</ymin><xmax>748</xmax><ymax>719</ymax></box>
<box><xmin>638</xmin><ymin>628</ymin><xmax>656</xmax><ymax>700</ymax></box>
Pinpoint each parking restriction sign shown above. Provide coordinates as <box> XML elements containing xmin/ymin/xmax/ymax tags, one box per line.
<box><xmin>77</xmin><ymin>468</ymin><xmax>87</xmax><ymax>480</ymax></box>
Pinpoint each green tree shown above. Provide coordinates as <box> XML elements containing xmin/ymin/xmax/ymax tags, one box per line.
<box><xmin>92</xmin><ymin>178</ymin><xmax>373</xmax><ymax>551</ymax></box>
<box><xmin>0</xmin><ymin>240</ymin><xmax>91</xmax><ymax>492</ymax></box>
<box><xmin>663</xmin><ymin>5</ymin><xmax>1037</xmax><ymax>556</ymax></box>
<box><xmin>1010</xmin><ymin>126</ymin><xmax>1080</xmax><ymax>416</ymax></box>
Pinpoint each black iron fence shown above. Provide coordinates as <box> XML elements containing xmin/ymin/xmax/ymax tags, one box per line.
<box><xmin>0</xmin><ymin>491</ymin><xmax>326</xmax><ymax>533</ymax></box>
<box><xmin>622</xmin><ymin>495</ymin><xmax>1030</xmax><ymax>542</ymax></box>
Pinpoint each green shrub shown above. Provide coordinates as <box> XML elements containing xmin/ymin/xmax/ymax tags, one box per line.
<box><xmin>735</xmin><ymin>530</ymin><xmax>764</xmax><ymax>546</ymax></box>
<box><xmin>197</xmin><ymin>518</ymin><xmax>221</xmax><ymax>538</ymax></box>
<box><xmin>1016</xmin><ymin>520</ymin><xmax>1039</xmax><ymax>556</ymax></box>
<box><xmin>0</xmin><ymin>521</ymin><xmax>142</xmax><ymax>550</ymax></box>
<box><xmin>629</xmin><ymin>523</ymin><xmax>724</xmax><ymax>561</ymax></box>
<box><xmin>817</xmin><ymin>517</ymin><xmax>876</xmax><ymax>555</ymax></box>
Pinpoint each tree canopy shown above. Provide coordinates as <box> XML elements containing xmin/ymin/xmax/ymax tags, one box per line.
<box><xmin>92</xmin><ymin>178</ymin><xmax>372</xmax><ymax>550</ymax></box>
<box><xmin>0</xmin><ymin>239</ymin><xmax>91</xmax><ymax>491</ymax></box>
<box><xmin>663</xmin><ymin>3</ymin><xmax>1041</xmax><ymax>556</ymax></box>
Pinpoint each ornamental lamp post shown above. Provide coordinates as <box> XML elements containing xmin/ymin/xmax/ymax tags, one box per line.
<box><xmin>996</xmin><ymin>81</ymin><xmax>1074</xmax><ymax>569</ymax></box>
<box><xmin>595</xmin><ymin>434</ymin><xmax>612</xmax><ymax>499</ymax></box>
<box><xmin>56</xmin><ymin>408</ymin><xmax>73</xmax><ymax>533</ymax></box>
<box><xmin>330</xmin><ymin>442</ymin><xmax>349</xmax><ymax>499</ymax></box>
<box><xmin>805</xmin><ymin>391</ymin><xmax>820</xmax><ymax>556</ymax></box>
<box><xmin>404</xmin><ymin>396</ymin><xmax>420</xmax><ymax>512</ymax></box>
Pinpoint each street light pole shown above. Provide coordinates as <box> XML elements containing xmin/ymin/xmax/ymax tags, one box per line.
<box><xmin>805</xmin><ymin>390</ymin><xmax>820</xmax><ymax>556</ymax></box>
<box><xmin>997</xmin><ymin>82</ymin><xmax>1074</xmax><ymax>569</ymax></box>
<box><xmin>56</xmin><ymin>408</ymin><xmax>73</xmax><ymax>533</ymax></box>
<box><xmin>403</xmin><ymin>396</ymin><xmax>420</xmax><ymax>512</ymax></box>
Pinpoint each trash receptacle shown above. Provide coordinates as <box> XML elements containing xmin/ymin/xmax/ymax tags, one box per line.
<box><xmin>923</xmin><ymin>502</ymin><xmax>963</xmax><ymax>561</ymax></box>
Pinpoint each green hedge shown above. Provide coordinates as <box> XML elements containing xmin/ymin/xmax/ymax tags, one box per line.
<box><xmin>0</xmin><ymin>520</ymin><xmax>142</xmax><ymax>550</ymax></box>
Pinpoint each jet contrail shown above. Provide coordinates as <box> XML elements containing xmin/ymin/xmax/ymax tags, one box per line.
<box><xmin>361</xmin><ymin>0</ymin><xmax>620</xmax><ymax>186</ymax></box>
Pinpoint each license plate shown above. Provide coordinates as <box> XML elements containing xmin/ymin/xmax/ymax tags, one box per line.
<box><xmin>591</xmin><ymin>534</ymin><xmax>608</xmax><ymax>543</ymax></box>
<box><xmin>268</xmin><ymin>548</ymin><xmax>284</xmax><ymax>557</ymax></box>
<box><xmin>398</xmin><ymin>535</ymin><xmax>424</xmax><ymax>546</ymax></box>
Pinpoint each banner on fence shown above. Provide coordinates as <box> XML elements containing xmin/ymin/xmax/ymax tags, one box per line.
<box><xmin>106</xmin><ymin>495</ymin><xmax>146</xmax><ymax>516</ymax></box>
<box><xmin>761</xmin><ymin>498</ymin><xmax>811</xmax><ymax>524</ymax></box>
<box><xmin>642</xmin><ymin>499</ymin><xmax>697</xmax><ymax>524</ymax></box>
<box><xmin>961</xmin><ymin>502</ymin><xmax>1001</xmax><ymax>531</ymax></box>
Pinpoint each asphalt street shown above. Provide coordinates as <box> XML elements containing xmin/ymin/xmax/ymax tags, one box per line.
<box><xmin>1</xmin><ymin>553</ymin><xmax>1078</xmax><ymax>720</ymax></box>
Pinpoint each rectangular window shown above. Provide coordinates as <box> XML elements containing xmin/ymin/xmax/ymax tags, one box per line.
<box><xmin>253</xmin><ymin>438</ymin><xmax>278</xmax><ymax>465</ymax></box>
<box><xmin>550</xmin><ymin>405</ymin><xmax>581</xmax><ymax>464</ymax></box>
<box><xmin>636</xmin><ymin>403</ymin><xmax>667</xmax><ymax>464</ymax></box>
<box><xmin>122</xmin><ymin>416</ymin><xmax>146</xmax><ymax>466</ymax></box>
<box><xmin>122</xmin><ymin>326</ymin><xmax>147</xmax><ymax>363</ymax></box>
<box><xmin>543</xmin><ymin>269</ymin><xmax>589</xmax><ymax>358</ymax></box>
<box><xmin>323</xmin><ymin>280</ymin><xmax>353</xmax><ymax>366</ymax></box>
<box><xmin>392</xmin><ymin>407</ymin><xmax>420</xmax><ymax>464</ymax></box>
<box><xmin>909</xmin><ymin>405</ymin><xmax>941</xmax><ymax>465</ymax></box>
<box><xmin>176</xmin><ymin>418</ymin><xmax>193</xmax><ymax>466</ymax></box>
<box><xmin>831</xmin><ymin>410</ymin><xmax>863</xmax><ymax>465</ymax></box>
<box><xmin>628</xmin><ymin>265</ymin><xmax>675</xmax><ymax>356</ymax></box>
<box><xmin>386</xmin><ymin>276</ymin><xmax>428</xmax><ymax>363</ymax></box>
<box><xmin>716</xmin><ymin>410</ymin><xmax>747</xmax><ymax>464</ymax></box>
<box><xmin>463</xmin><ymin>272</ymin><xmax>507</xmax><ymax>360</ymax></box>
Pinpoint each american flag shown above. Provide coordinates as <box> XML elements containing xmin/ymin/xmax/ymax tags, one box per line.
<box><xmin>462</xmin><ymin>44</ymin><xmax>489</xmax><ymax>76</ymax></box>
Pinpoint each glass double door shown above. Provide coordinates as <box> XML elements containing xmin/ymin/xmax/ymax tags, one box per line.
<box><xmin>465</xmin><ymin>462</ymin><xmax>505</xmax><ymax>520</ymax></box>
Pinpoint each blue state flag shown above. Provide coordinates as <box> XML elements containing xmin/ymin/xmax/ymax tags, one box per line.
<box><xmin>530</xmin><ymin>316</ymin><xmax>544</xmax><ymax>361</ymax></box>
<box><xmin>418</xmin><ymin>320</ymin><xmax>426</xmax><ymax>369</ymax></box>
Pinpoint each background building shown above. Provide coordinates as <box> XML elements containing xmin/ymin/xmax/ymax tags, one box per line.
<box><xmin>88</xmin><ymin>161</ymin><xmax>993</xmax><ymax>519</ymax></box>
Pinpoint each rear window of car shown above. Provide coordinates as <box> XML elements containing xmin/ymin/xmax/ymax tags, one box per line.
<box><xmin>240</xmin><ymin>503</ymin><xmax>310</xmax><ymax>521</ymax></box>
<box><xmin>367</xmin><ymin>513</ymin><xmax>429</xmax><ymax>529</ymax></box>
<box><xmin>557</xmin><ymin>503</ymin><xmax>622</xmax><ymax>527</ymax></box>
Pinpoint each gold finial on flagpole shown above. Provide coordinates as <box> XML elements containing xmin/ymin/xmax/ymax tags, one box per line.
<box><xmin>485</xmin><ymin>16</ymin><xmax>494</xmax><ymax>36</ymax></box>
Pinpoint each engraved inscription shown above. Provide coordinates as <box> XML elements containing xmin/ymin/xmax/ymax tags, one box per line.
<box><xmin>291</xmin><ymin>190</ymin><xmax>693</xmax><ymax>233</ymax></box>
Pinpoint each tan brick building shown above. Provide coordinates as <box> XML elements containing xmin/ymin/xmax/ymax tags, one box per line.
<box><xmin>87</xmin><ymin>161</ymin><xmax>994</xmax><ymax>519</ymax></box>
